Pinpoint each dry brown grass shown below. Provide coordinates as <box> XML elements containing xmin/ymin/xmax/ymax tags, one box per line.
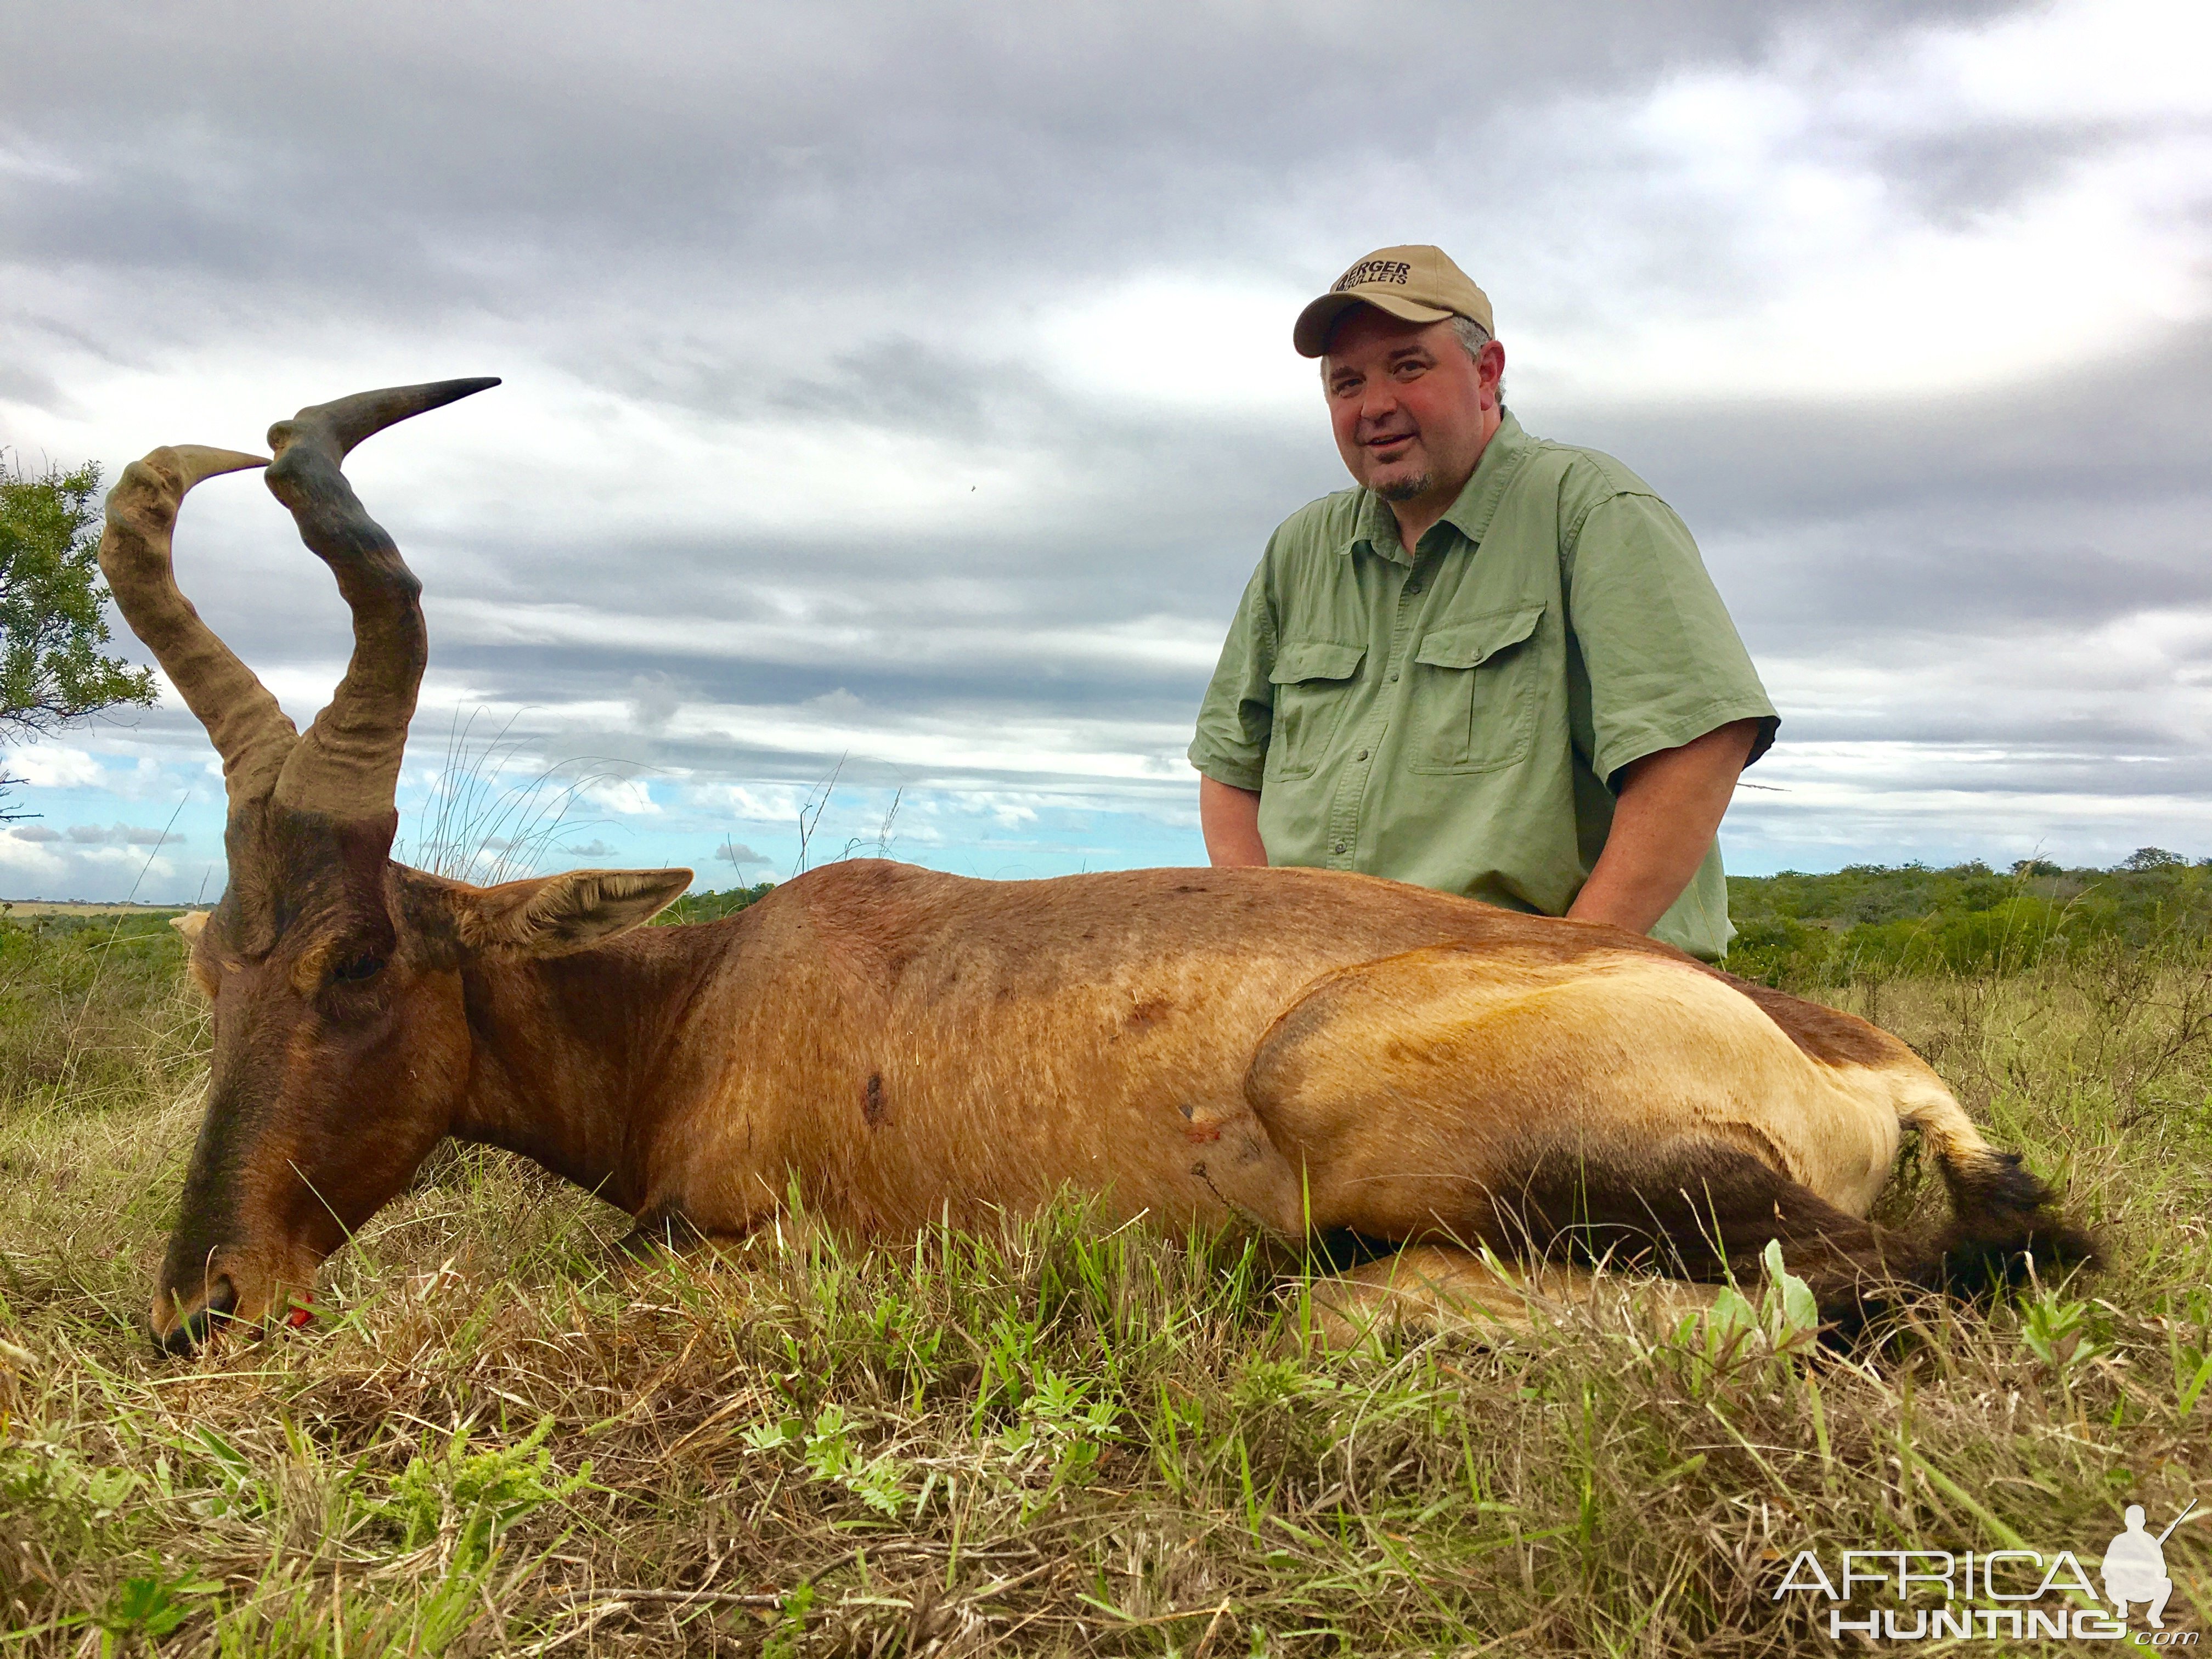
<box><xmin>1</xmin><ymin>923</ymin><xmax>2207</xmax><ymax>1656</ymax></box>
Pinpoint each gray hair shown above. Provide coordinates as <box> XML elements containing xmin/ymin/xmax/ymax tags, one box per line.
<box><xmin>1448</xmin><ymin>315</ymin><xmax>1492</xmax><ymax>358</ymax></box>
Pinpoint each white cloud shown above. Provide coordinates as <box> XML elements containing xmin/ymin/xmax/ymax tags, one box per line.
<box><xmin>579</xmin><ymin>777</ymin><xmax>660</xmax><ymax>816</ymax></box>
<box><xmin>1926</xmin><ymin>0</ymin><xmax>2212</xmax><ymax>123</ymax></box>
<box><xmin>1039</xmin><ymin>275</ymin><xmax>1316</xmax><ymax>413</ymax></box>
<box><xmin>0</xmin><ymin>834</ymin><xmax>63</xmax><ymax>876</ymax></box>
<box><xmin>1508</xmin><ymin>13</ymin><xmax>2212</xmax><ymax>403</ymax></box>
<box><xmin>689</xmin><ymin>783</ymin><xmax>808</xmax><ymax>821</ymax></box>
<box><xmin>9</xmin><ymin>746</ymin><xmax>106</xmax><ymax>788</ymax></box>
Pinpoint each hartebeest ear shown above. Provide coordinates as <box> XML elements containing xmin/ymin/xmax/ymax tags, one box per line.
<box><xmin>171</xmin><ymin>910</ymin><xmax>217</xmax><ymax>999</ymax></box>
<box><xmin>450</xmin><ymin>868</ymin><xmax>695</xmax><ymax>958</ymax></box>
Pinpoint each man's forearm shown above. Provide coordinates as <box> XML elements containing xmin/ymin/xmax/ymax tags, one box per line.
<box><xmin>1200</xmin><ymin>775</ymin><xmax>1268</xmax><ymax>867</ymax></box>
<box><xmin>1566</xmin><ymin>719</ymin><xmax>1760</xmax><ymax>935</ymax></box>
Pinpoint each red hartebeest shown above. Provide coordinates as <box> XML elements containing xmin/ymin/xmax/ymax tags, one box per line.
<box><xmin>112</xmin><ymin>380</ymin><xmax>2089</xmax><ymax>1354</ymax></box>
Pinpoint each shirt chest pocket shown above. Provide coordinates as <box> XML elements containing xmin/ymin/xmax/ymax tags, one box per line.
<box><xmin>1266</xmin><ymin>640</ymin><xmax>1365</xmax><ymax>780</ymax></box>
<box><xmin>1407</xmin><ymin>603</ymin><xmax>1545</xmax><ymax>775</ymax></box>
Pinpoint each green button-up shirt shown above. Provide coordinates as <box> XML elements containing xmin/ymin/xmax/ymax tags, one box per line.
<box><xmin>1188</xmin><ymin>410</ymin><xmax>1777</xmax><ymax>961</ymax></box>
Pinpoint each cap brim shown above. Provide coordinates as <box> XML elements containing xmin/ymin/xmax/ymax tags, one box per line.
<box><xmin>1293</xmin><ymin>291</ymin><xmax>1455</xmax><ymax>358</ymax></box>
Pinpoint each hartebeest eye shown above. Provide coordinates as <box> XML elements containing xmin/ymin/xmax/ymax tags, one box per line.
<box><xmin>332</xmin><ymin>955</ymin><xmax>385</xmax><ymax>983</ymax></box>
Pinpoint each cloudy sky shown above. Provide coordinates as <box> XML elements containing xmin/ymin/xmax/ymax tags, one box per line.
<box><xmin>2</xmin><ymin>0</ymin><xmax>2208</xmax><ymax>902</ymax></box>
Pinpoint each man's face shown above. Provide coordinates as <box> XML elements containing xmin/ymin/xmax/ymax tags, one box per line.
<box><xmin>1323</xmin><ymin>309</ymin><xmax>1503</xmax><ymax>504</ymax></box>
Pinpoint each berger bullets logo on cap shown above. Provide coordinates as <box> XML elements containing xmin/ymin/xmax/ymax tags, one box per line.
<box><xmin>1294</xmin><ymin>244</ymin><xmax>1495</xmax><ymax>358</ymax></box>
<box><xmin>1332</xmin><ymin>258</ymin><xmax>1413</xmax><ymax>291</ymax></box>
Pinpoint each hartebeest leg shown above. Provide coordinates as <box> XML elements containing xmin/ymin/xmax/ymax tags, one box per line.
<box><xmin>1308</xmin><ymin>1245</ymin><xmax>1723</xmax><ymax>1347</ymax></box>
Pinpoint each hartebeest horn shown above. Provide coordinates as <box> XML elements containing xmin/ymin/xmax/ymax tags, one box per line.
<box><xmin>263</xmin><ymin>377</ymin><xmax>499</xmax><ymax>819</ymax></box>
<box><xmin>99</xmin><ymin>446</ymin><xmax>297</xmax><ymax>805</ymax></box>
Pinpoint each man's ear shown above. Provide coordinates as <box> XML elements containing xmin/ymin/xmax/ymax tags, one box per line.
<box><xmin>452</xmin><ymin>869</ymin><xmax>695</xmax><ymax>957</ymax></box>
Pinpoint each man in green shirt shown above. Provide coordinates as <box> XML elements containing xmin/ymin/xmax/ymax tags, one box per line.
<box><xmin>1189</xmin><ymin>245</ymin><xmax>1777</xmax><ymax>960</ymax></box>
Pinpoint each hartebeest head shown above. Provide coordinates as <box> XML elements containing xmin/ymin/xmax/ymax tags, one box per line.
<box><xmin>107</xmin><ymin>381</ymin><xmax>690</xmax><ymax>1353</ymax></box>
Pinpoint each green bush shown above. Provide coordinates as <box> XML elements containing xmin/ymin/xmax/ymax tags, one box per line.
<box><xmin>0</xmin><ymin>910</ymin><xmax>197</xmax><ymax>1116</ymax></box>
<box><xmin>1725</xmin><ymin>857</ymin><xmax>2212</xmax><ymax>986</ymax></box>
<box><xmin>657</xmin><ymin>880</ymin><xmax>776</xmax><ymax>925</ymax></box>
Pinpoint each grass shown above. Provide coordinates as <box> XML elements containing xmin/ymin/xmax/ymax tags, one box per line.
<box><xmin>1</xmin><ymin>913</ymin><xmax>2208</xmax><ymax>1654</ymax></box>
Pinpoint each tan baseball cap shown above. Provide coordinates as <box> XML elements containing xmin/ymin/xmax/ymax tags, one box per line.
<box><xmin>1293</xmin><ymin>244</ymin><xmax>1494</xmax><ymax>358</ymax></box>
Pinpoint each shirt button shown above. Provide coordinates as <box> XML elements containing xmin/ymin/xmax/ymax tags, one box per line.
<box><xmin>1406</xmin><ymin>582</ymin><xmax>1422</xmax><ymax>595</ymax></box>
<box><xmin>1332</xmin><ymin>840</ymin><xmax>1347</xmax><ymax>855</ymax></box>
<box><xmin>1355</xmin><ymin>748</ymin><xmax>1369</xmax><ymax>761</ymax></box>
<box><xmin>1387</xmin><ymin>671</ymin><xmax>1400</xmax><ymax>682</ymax></box>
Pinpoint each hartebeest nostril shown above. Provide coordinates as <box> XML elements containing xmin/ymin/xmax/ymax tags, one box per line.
<box><xmin>154</xmin><ymin>1273</ymin><xmax>241</xmax><ymax>1357</ymax></box>
<box><xmin>165</xmin><ymin>1310</ymin><xmax>209</xmax><ymax>1357</ymax></box>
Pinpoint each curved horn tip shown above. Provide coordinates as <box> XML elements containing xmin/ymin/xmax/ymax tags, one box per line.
<box><xmin>167</xmin><ymin>446</ymin><xmax>272</xmax><ymax>489</ymax></box>
<box><xmin>270</xmin><ymin>377</ymin><xmax>503</xmax><ymax>460</ymax></box>
<box><xmin>109</xmin><ymin>446</ymin><xmax>269</xmax><ymax>515</ymax></box>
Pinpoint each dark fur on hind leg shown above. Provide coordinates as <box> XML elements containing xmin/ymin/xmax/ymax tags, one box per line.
<box><xmin>1476</xmin><ymin>1138</ymin><xmax>2090</xmax><ymax>1340</ymax></box>
<box><xmin>1479</xmin><ymin>1141</ymin><xmax>1902</xmax><ymax>1329</ymax></box>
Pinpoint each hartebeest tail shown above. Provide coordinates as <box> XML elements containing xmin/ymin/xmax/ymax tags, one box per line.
<box><xmin>112</xmin><ymin>377</ymin><xmax>2094</xmax><ymax>1358</ymax></box>
<box><xmin>1898</xmin><ymin>1088</ymin><xmax>2097</xmax><ymax>1299</ymax></box>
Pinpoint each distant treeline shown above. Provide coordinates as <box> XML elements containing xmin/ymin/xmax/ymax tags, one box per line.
<box><xmin>1725</xmin><ymin>848</ymin><xmax>2212</xmax><ymax>986</ymax></box>
<box><xmin>658</xmin><ymin>880</ymin><xmax>778</xmax><ymax>925</ymax></box>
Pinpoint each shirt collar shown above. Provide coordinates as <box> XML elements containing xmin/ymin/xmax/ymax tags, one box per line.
<box><xmin>1344</xmin><ymin>408</ymin><xmax>1534</xmax><ymax>564</ymax></box>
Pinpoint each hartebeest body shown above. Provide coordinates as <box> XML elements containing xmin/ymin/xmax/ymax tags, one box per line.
<box><xmin>108</xmin><ymin>381</ymin><xmax>2090</xmax><ymax>1354</ymax></box>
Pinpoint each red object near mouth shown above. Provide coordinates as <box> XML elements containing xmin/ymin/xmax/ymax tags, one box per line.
<box><xmin>284</xmin><ymin>1307</ymin><xmax>314</xmax><ymax>1329</ymax></box>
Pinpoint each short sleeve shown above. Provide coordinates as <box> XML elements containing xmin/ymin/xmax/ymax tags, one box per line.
<box><xmin>1188</xmin><ymin>556</ymin><xmax>1279</xmax><ymax>791</ymax></box>
<box><xmin>1564</xmin><ymin>493</ymin><xmax>1778</xmax><ymax>787</ymax></box>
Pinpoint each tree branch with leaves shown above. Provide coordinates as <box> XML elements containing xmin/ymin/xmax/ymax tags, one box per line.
<box><xmin>0</xmin><ymin>455</ymin><xmax>159</xmax><ymax>816</ymax></box>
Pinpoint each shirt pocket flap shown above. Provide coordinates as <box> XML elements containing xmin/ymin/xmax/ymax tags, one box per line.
<box><xmin>1414</xmin><ymin>604</ymin><xmax>1545</xmax><ymax>670</ymax></box>
<box><xmin>1269</xmin><ymin>640</ymin><xmax>1367</xmax><ymax>685</ymax></box>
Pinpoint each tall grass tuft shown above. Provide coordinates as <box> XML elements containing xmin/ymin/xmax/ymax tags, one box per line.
<box><xmin>401</xmin><ymin>709</ymin><xmax>645</xmax><ymax>886</ymax></box>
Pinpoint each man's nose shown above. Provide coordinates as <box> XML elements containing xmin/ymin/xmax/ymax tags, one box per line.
<box><xmin>1356</xmin><ymin>382</ymin><xmax>1401</xmax><ymax>426</ymax></box>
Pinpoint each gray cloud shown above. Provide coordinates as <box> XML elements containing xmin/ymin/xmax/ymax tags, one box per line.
<box><xmin>60</xmin><ymin>824</ymin><xmax>188</xmax><ymax>847</ymax></box>
<box><xmin>2</xmin><ymin>0</ymin><xmax>2208</xmax><ymax>894</ymax></box>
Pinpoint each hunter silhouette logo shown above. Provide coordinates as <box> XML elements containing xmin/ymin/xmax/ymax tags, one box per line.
<box><xmin>1773</xmin><ymin>1497</ymin><xmax>2201</xmax><ymax>1643</ymax></box>
<box><xmin>2104</xmin><ymin>1499</ymin><xmax>2195</xmax><ymax>1630</ymax></box>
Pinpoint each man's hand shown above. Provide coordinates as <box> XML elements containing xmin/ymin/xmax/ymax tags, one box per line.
<box><xmin>1566</xmin><ymin>719</ymin><xmax>1761</xmax><ymax>936</ymax></box>
<box><xmin>1200</xmin><ymin>775</ymin><xmax>1268</xmax><ymax>867</ymax></box>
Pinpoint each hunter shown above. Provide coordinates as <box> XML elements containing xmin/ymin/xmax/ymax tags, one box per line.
<box><xmin>1190</xmin><ymin>244</ymin><xmax>1776</xmax><ymax>960</ymax></box>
